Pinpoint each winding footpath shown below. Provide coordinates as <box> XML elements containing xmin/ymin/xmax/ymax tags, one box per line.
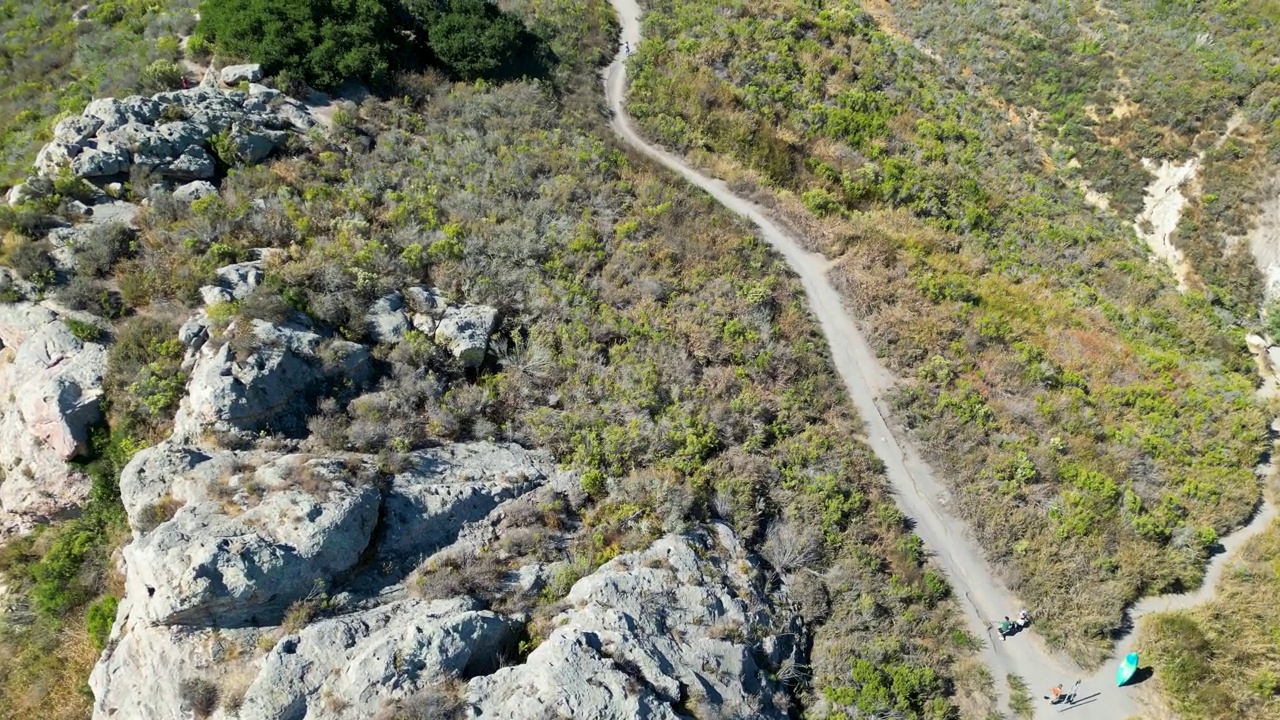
<box><xmin>601</xmin><ymin>1</ymin><xmax>1277</xmax><ymax>718</ymax></box>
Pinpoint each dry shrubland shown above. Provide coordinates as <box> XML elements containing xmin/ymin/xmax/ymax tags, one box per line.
<box><xmin>627</xmin><ymin>0</ymin><xmax>1271</xmax><ymax>670</ymax></box>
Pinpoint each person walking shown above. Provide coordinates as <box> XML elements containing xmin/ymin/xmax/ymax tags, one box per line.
<box><xmin>995</xmin><ymin>616</ymin><xmax>1014</xmax><ymax>641</ymax></box>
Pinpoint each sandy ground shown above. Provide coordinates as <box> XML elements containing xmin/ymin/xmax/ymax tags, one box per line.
<box><xmin>1134</xmin><ymin>157</ymin><xmax>1198</xmax><ymax>291</ymax></box>
<box><xmin>1247</xmin><ymin>178</ymin><xmax>1280</xmax><ymax>299</ymax></box>
<box><xmin>602</xmin><ymin>2</ymin><xmax>1278</xmax><ymax>717</ymax></box>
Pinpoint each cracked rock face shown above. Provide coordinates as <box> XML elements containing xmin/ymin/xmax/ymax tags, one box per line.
<box><xmin>125</xmin><ymin>468</ymin><xmax>382</xmax><ymax>627</ymax></box>
<box><xmin>173</xmin><ymin>316</ymin><xmax>371</xmax><ymax>443</ymax></box>
<box><xmin>0</xmin><ymin>302</ymin><xmax>107</xmax><ymax>537</ymax></box>
<box><xmin>467</xmin><ymin>524</ymin><xmax>802</xmax><ymax>720</ymax></box>
<box><xmin>91</xmin><ymin>441</ymin><xmax>566</xmax><ymax>720</ymax></box>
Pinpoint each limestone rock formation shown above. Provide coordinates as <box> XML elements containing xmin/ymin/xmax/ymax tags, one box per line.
<box><xmin>124</xmin><ymin>470</ymin><xmax>382</xmax><ymax>626</ymax></box>
<box><xmin>91</xmin><ymin>597</ymin><xmax>516</xmax><ymax>720</ymax></box>
<box><xmin>468</xmin><ymin>524</ymin><xmax>801</xmax><ymax>720</ymax></box>
<box><xmin>92</xmin><ymin>441</ymin><xmax>570</xmax><ymax>720</ymax></box>
<box><xmin>174</xmin><ymin>319</ymin><xmax>371</xmax><ymax>442</ymax></box>
<box><xmin>0</xmin><ymin>302</ymin><xmax>107</xmax><ymax>536</ymax></box>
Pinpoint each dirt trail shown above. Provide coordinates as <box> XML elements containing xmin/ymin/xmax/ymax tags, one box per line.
<box><xmin>603</xmin><ymin>1</ymin><xmax>1279</xmax><ymax>718</ymax></box>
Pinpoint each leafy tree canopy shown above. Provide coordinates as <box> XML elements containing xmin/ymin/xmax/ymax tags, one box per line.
<box><xmin>426</xmin><ymin>0</ymin><xmax>525</xmax><ymax>80</ymax></box>
<box><xmin>197</xmin><ymin>0</ymin><xmax>398</xmax><ymax>90</ymax></box>
<box><xmin>198</xmin><ymin>0</ymin><xmax>542</xmax><ymax>90</ymax></box>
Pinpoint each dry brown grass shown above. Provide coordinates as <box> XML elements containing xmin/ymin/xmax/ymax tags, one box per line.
<box><xmin>0</xmin><ymin>617</ymin><xmax>100</xmax><ymax>720</ymax></box>
<box><xmin>1138</xmin><ymin>518</ymin><xmax>1280</xmax><ymax>720</ymax></box>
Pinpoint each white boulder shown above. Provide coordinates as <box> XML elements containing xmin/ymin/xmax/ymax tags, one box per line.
<box><xmin>220</xmin><ymin>64</ymin><xmax>263</xmax><ymax>85</ymax></box>
<box><xmin>435</xmin><ymin>304</ymin><xmax>497</xmax><ymax>367</ymax></box>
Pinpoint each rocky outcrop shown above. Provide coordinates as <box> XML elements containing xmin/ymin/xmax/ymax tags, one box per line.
<box><xmin>240</xmin><ymin>597</ymin><xmax>516</xmax><ymax>718</ymax></box>
<box><xmin>124</xmin><ymin>466</ymin><xmax>381</xmax><ymax>626</ymax></box>
<box><xmin>377</xmin><ymin>443</ymin><xmax>551</xmax><ymax>562</ymax></box>
<box><xmin>468</xmin><ymin>524</ymin><xmax>801</xmax><ymax>720</ymax></box>
<box><xmin>92</xmin><ymin>441</ymin><xmax>569</xmax><ymax>719</ymax></box>
<box><xmin>165</xmin><ymin>257</ymin><xmax>373</xmax><ymax>441</ymax></box>
<box><xmin>0</xmin><ymin>302</ymin><xmax>107</xmax><ymax>536</ymax></box>
<box><xmin>91</xmin><ymin>597</ymin><xmax>517</xmax><ymax>720</ymax></box>
<box><xmin>31</xmin><ymin>86</ymin><xmax>317</xmax><ymax>181</ymax></box>
<box><xmin>435</xmin><ymin>303</ymin><xmax>498</xmax><ymax>367</ymax></box>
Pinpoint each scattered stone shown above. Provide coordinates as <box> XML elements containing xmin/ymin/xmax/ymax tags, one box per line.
<box><xmin>177</xmin><ymin>316</ymin><xmax>209</xmax><ymax>351</ymax></box>
<box><xmin>365</xmin><ymin>292</ymin><xmax>410</xmax><ymax>344</ymax></box>
<box><xmin>172</xmin><ymin>180</ymin><xmax>217</xmax><ymax>203</ymax></box>
<box><xmin>247</xmin><ymin>82</ymin><xmax>280</xmax><ymax>100</ymax></box>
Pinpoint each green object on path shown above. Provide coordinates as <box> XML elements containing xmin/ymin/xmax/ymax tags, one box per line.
<box><xmin>1116</xmin><ymin>652</ymin><xmax>1139</xmax><ymax>687</ymax></box>
<box><xmin>999</xmin><ymin>620</ymin><xmax>1014</xmax><ymax>634</ymax></box>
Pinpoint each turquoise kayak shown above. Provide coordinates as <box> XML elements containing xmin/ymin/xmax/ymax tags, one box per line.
<box><xmin>1116</xmin><ymin>652</ymin><xmax>1139</xmax><ymax>687</ymax></box>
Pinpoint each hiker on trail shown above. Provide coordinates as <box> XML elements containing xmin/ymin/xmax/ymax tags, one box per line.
<box><xmin>1017</xmin><ymin>609</ymin><xmax>1030</xmax><ymax>628</ymax></box>
<box><xmin>624</xmin><ymin>41</ymin><xmax>630</xmax><ymax>54</ymax></box>
<box><xmin>995</xmin><ymin>616</ymin><xmax>1014</xmax><ymax>641</ymax></box>
<box><xmin>1044</xmin><ymin>680</ymin><xmax>1081</xmax><ymax>705</ymax></box>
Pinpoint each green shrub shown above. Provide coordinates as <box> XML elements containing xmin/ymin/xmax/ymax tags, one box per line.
<box><xmin>139</xmin><ymin>60</ymin><xmax>185</xmax><ymax>94</ymax></box>
<box><xmin>86</xmin><ymin>595</ymin><xmax>120</xmax><ymax>650</ymax></box>
<box><xmin>63</xmin><ymin>317</ymin><xmax>105</xmax><ymax>342</ymax></box>
<box><xmin>105</xmin><ymin>317</ymin><xmax>187</xmax><ymax>437</ymax></box>
<box><xmin>8</xmin><ymin>240</ymin><xmax>55</xmax><ymax>290</ymax></box>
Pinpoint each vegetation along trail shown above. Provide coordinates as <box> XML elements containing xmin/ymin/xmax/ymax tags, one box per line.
<box><xmin>603</xmin><ymin>0</ymin><xmax>1277</xmax><ymax>717</ymax></box>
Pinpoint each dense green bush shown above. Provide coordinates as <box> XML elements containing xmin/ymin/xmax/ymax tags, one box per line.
<box><xmin>427</xmin><ymin>0</ymin><xmax>524</xmax><ymax>80</ymax></box>
<box><xmin>196</xmin><ymin>0</ymin><xmax>545</xmax><ymax>89</ymax></box>
<box><xmin>197</xmin><ymin>0</ymin><xmax>398</xmax><ymax>89</ymax></box>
